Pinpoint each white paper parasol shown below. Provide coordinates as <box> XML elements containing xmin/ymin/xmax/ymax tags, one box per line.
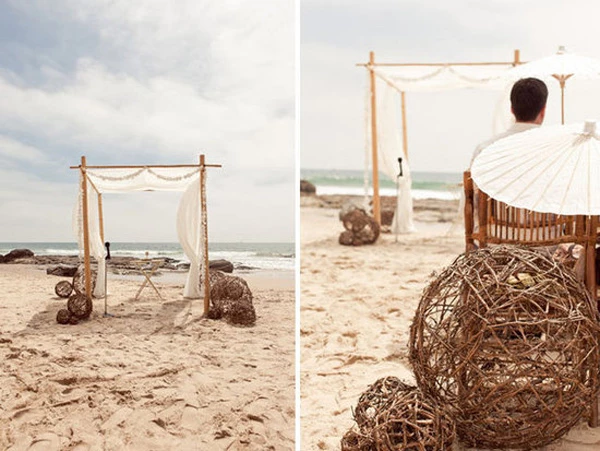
<box><xmin>471</xmin><ymin>120</ymin><xmax>600</xmax><ymax>215</ymax></box>
<box><xmin>505</xmin><ymin>46</ymin><xmax>600</xmax><ymax>123</ymax></box>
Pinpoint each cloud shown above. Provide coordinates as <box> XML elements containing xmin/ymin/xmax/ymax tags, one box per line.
<box><xmin>301</xmin><ymin>0</ymin><xmax>600</xmax><ymax>173</ymax></box>
<box><xmin>0</xmin><ymin>0</ymin><xmax>294</xmax><ymax>242</ymax></box>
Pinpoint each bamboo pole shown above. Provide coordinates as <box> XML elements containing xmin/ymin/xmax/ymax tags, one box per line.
<box><xmin>200</xmin><ymin>154</ymin><xmax>210</xmax><ymax>316</ymax></box>
<box><xmin>80</xmin><ymin>156</ymin><xmax>92</xmax><ymax>298</ymax></box>
<box><xmin>98</xmin><ymin>193</ymin><xmax>105</xmax><ymax>243</ymax></box>
<box><xmin>369</xmin><ymin>51</ymin><xmax>381</xmax><ymax>225</ymax></box>
<box><xmin>552</xmin><ymin>75</ymin><xmax>573</xmax><ymax>125</ymax></box>
<box><xmin>70</xmin><ymin>164</ymin><xmax>221</xmax><ymax>169</ymax></box>
<box><xmin>356</xmin><ymin>61</ymin><xmax>525</xmax><ymax>67</ymax></box>
<box><xmin>400</xmin><ymin>91</ymin><xmax>409</xmax><ymax>160</ymax></box>
<box><xmin>513</xmin><ymin>49</ymin><xmax>520</xmax><ymax>66</ymax></box>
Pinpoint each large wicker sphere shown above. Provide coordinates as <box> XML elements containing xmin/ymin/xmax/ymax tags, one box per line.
<box><xmin>409</xmin><ymin>246</ymin><xmax>600</xmax><ymax>449</ymax></box>
<box><xmin>72</xmin><ymin>265</ymin><xmax>97</xmax><ymax>296</ymax></box>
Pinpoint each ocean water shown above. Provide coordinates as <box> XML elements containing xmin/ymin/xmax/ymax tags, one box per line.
<box><xmin>301</xmin><ymin>169</ymin><xmax>462</xmax><ymax>200</ymax></box>
<box><xmin>0</xmin><ymin>242</ymin><xmax>295</xmax><ymax>272</ymax></box>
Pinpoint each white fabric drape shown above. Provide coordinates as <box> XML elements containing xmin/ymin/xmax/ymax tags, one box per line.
<box><xmin>86</xmin><ymin>167</ymin><xmax>200</xmax><ymax>193</ymax></box>
<box><xmin>377</xmin><ymin>81</ymin><xmax>416</xmax><ymax>233</ymax></box>
<box><xmin>177</xmin><ymin>178</ymin><xmax>204</xmax><ymax>299</ymax></box>
<box><xmin>372</xmin><ymin>64</ymin><xmax>514</xmax><ymax>92</ymax></box>
<box><xmin>73</xmin><ymin>177</ymin><xmax>106</xmax><ymax>297</ymax></box>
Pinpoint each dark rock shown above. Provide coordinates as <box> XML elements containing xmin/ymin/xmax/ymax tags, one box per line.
<box><xmin>235</xmin><ymin>265</ymin><xmax>257</xmax><ymax>271</ymax></box>
<box><xmin>209</xmin><ymin>259</ymin><xmax>234</xmax><ymax>273</ymax></box>
<box><xmin>381</xmin><ymin>209</ymin><xmax>394</xmax><ymax>227</ymax></box>
<box><xmin>176</xmin><ymin>262</ymin><xmax>191</xmax><ymax>270</ymax></box>
<box><xmin>0</xmin><ymin>249</ymin><xmax>34</xmax><ymax>263</ymax></box>
<box><xmin>47</xmin><ymin>264</ymin><xmax>78</xmax><ymax>277</ymax></box>
<box><xmin>300</xmin><ymin>179</ymin><xmax>316</xmax><ymax>194</ymax></box>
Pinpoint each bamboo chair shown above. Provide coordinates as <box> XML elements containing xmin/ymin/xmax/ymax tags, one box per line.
<box><xmin>464</xmin><ymin>170</ymin><xmax>600</xmax><ymax>428</ymax></box>
<box><xmin>464</xmin><ymin>171</ymin><xmax>598</xmax><ymax>303</ymax></box>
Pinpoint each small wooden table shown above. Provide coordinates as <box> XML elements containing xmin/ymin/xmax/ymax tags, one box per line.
<box><xmin>133</xmin><ymin>259</ymin><xmax>164</xmax><ymax>300</ymax></box>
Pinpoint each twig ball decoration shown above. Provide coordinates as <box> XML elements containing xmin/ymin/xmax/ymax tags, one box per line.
<box><xmin>339</xmin><ymin>208</ymin><xmax>380</xmax><ymax>246</ymax></box>
<box><xmin>67</xmin><ymin>292</ymin><xmax>93</xmax><ymax>320</ymax></box>
<box><xmin>206</xmin><ymin>270</ymin><xmax>256</xmax><ymax>326</ymax></box>
<box><xmin>354</xmin><ymin>376</ymin><xmax>412</xmax><ymax>432</ymax></box>
<box><xmin>72</xmin><ymin>265</ymin><xmax>97</xmax><ymax>296</ymax></box>
<box><xmin>55</xmin><ymin>280</ymin><xmax>74</xmax><ymax>298</ymax></box>
<box><xmin>372</xmin><ymin>387</ymin><xmax>455</xmax><ymax>451</ymax></box>
<box><xmin>409</xmin><ymin>246</ymin><xmax>600</xmax><ymax>449</ymax></box>
<box><xmin>340</xmin><ymin>428</ymin><xmax>373</xmax><ymax>451</ymax></box>
<box><xmin>56</xmin><ymin>308</ymin><xmax>72</xmax><ymax>325</ymax></box>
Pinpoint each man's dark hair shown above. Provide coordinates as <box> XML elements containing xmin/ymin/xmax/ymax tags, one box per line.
<box><xmin>510</xmin><ymin>78</ymin><xmax>548</xmax><ymax>122</ymax></box>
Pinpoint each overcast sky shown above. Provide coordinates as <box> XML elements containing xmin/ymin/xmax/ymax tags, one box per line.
<box><xmin>301</xmin><ymin>0</ymin><xmax>600</xmax><ymax>173</ymax></box>
<box><xmin>0</xmin><ymin>0</ymin><xmax>294</xmax><ymax>243</ymax></box>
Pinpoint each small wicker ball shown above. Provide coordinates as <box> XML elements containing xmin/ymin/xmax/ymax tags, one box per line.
<box><xmin>339</xmin><ymin>208</ymin><xmax>380</xmax><ymax>246</ymax></box>
<box><xmin>67</xmin><ymin>293</ymin><xmax>93</xmax><ymax>320</ymax></box>
<box><xmin>371</xmin><ymin>387</ymin><xmax>455</xmax><ymax>451</ymax></box>
<box><xmin>340</xmin><ymin>428</ymin><xmax>373</xmax><ymax>451</ymax></box>
<box><xmin>409</xmin><ymin>246</ymin><xmax>600</xmax><ymax>449</ymax></box>
<box><xmin>55</xmin><ymin>280</ymin><xmax>74</xmax><ymax>298</ymax></box>
<box><xmin>354</xmin><ymin>377</ymin><xmax>412</xmax><ymax>432</ymax></box>
<box><xmin>56</xmin><ymin>308</ymin><xmax>72</xmax><ymax>325</ymax></box>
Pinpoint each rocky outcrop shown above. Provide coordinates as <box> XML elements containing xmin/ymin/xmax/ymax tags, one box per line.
<box><xmin>46</xmin><ymin>264</ymin><xmax>79</xmax><ymax>277</ymax></box>
<box><xmin>300</xmin><ymin>179</ymin><xmax>316</xmax><ymax>194</ymax></box>
<box><xmin>209</xmin><ymin>259</ymin><xmax>234</xmax><ymax>273</ymax></box>
<box><xmin>0</xmin><ymin>249</ymin><xmax>34</xmax><ymax>263</ymax></box>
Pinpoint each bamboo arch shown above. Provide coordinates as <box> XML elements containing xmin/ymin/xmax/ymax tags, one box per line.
<box><xmin>70</xmin><ymin>154</ymin><xmax>221</xmax><ymax>315</ymax></box>
<box><xmin>357</xmin><ymin>49</ymin><xmax>523</xmax><ymax>224</ymax></box>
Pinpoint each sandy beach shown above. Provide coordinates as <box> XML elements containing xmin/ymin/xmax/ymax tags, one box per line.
<box><xmin>0</xmin><ymin>264</ymin><xmax>294</xmax><ymax>451</ymax></box>
<box><xmin>300</xmin><ymin>195</ymin><xmax>600</xmax><ymax>450</ymax></box>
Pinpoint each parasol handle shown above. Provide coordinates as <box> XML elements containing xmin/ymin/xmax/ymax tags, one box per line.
<box><xmin>397</xmin><ymin>157</ymin><xmax>403</xmax><ymax>177</ymax></box>
<box><xmin>105</xmin><ymin>241</ymin><xmax>111</xmax><ymax>260</ymax></box>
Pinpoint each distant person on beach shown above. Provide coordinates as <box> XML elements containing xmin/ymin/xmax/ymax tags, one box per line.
<box><xmin>469</xmin><ymin>77</ymin><xmax>548</xmax><ymax>168</ymax></box>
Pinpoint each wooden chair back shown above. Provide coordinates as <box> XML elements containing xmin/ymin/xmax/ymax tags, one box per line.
<box><xmin>463</xmin><ymin>171</ymin><xmax>598</xmax><ymax>303</ymax></box>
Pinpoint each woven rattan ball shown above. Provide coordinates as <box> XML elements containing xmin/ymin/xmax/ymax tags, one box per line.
<box><xmin>371</xmin><ymin>387</ymin><xmax>455</xmax><ymax>451</ymax></box>
<box><xmin>72</xmin><ymin>265</ymin><xmax>97</xmax><ymax>296</ymax></box>
<box><xmin>210</xmin><ymin>274</ymin><xmax>253</xmax><ymax>302</ymax></box>
<box><xmin>340</xmin><ymin>428</ymin><xmax>373</xmax><ymax>451</ymax></box>
<box><xmin>67</xmin><ymin>292</ymin><xmax>93</xmax><ymax>320</ymax></box>
<box><xmin>339</xmin><ymin>209</ymin><xmax>380</xmax><ymax>246</ymax></box>
<box><xmin>354</xmin><ymin>377</ymin><xmax>412</xmax><ymax>433</ymax></box>
<box><xmin>56</xmin><ymin>308</ymin><xmax>72</xmax><ymax>325</ymax></box>
<box><xmin>409</xmin><ymin>246</ymin><xmax>600</xmax><ymax>449</ymax></box>
<box><xmin>55</xmin><ymin>280</ymin><xmax>74</xmax><ymax>298</ymax></box>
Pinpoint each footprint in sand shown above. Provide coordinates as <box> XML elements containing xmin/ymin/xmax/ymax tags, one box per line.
<box><xmin>27</xmin><ymin>433</ymin><xmax>61</xmax><ymax>451</ymax></box>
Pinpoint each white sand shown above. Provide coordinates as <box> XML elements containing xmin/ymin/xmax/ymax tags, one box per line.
<box><xmin>0</xmin><ymin>265</ymin><xmax>294</xmax><ymax>451</ymax></box>
<box><xmin>300</xmin><ymin>205</ymin><xmax>600</xmax><ymax>451</ymax></box>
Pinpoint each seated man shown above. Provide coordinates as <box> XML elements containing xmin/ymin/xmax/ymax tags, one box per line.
<box><xmin>470</xmin><ymin>77</ymin><xmax>548</xmax><ymax>168</ymax></box>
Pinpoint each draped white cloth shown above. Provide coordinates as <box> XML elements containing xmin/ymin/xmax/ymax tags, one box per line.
<box><xmin>177</xmin><ymin>178</ymin><xmax>205</xmax><ymax>298</ymax></box>
<box><xmin>73</xmin><ymin>166</ymin><xmax>204</xmax><ymax>299</ymax></box>
<box><xmin>73</xmin><ymin>179</ymin><xmax>106</xmax><ymax>298</ymax></box>
<box><xmin>372</xmin><ymin>64</ymin><xmax>515</xmax><ymax>93</ymax></box>
<box><xmin>377</xmin><ymin>82</ymin><xmax>416</xmax><ymax>233</ymax></box>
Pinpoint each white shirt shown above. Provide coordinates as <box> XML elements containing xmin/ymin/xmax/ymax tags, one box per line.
<box><xmin>469</xmin><ymin>122</ymin><xmax>540</xmax><ymax>169</ymax></box>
